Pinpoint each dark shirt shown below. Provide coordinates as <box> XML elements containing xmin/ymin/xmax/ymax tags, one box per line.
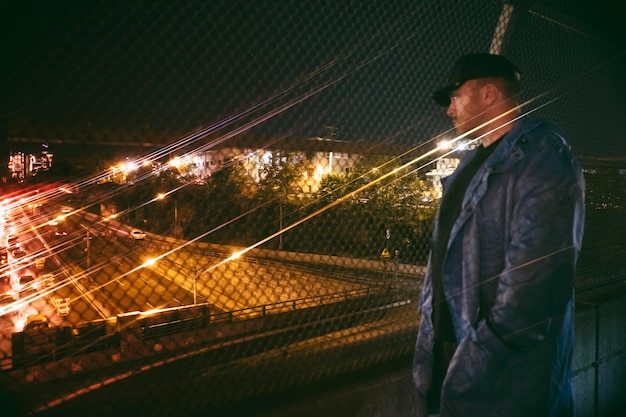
<box><xmin>428</xmin><ymin>137</ymin><xmax>503</xmax><ymax>411</ymax></box>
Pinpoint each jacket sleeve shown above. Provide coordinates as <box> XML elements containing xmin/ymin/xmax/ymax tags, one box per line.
<box><xmin>480</xmin><ymin>135</ymin><xmax>585</xmax><ymax>350</ymax></box>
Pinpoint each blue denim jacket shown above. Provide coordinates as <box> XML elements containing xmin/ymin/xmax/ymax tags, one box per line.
<box><xmin>413</xmin><ymin>117</ymin><xmax>585</xmax><ymax>417</ymax></box>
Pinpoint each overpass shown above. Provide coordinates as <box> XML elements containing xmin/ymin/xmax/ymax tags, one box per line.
<box><xmin>2</xmin><ymin>236</ymin><xmax>625</xmax><ymax>417</ymax></box>
<box><xmin>1</xmin><ymin>208</ymin><xmax>625</xmax><ymax>417</ymax></box>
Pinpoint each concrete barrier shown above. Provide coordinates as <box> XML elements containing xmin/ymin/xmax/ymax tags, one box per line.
<box><xmin>257</xmin><ymin>293</ymin><xmax>626</xmax><ymax>417</ymax></box>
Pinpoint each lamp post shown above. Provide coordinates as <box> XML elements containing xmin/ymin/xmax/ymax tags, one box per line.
<box><xmin>86</xmin><ymin>228</ymin><xmax>90</xmax><ymax>270</ymax></box>
<box><xmin>174</xmin><ymin>199</ymin><xmax>178</xmax><ymax>238</ymax></box>
<box><xmin>279</xmin><ymin>196</ymin><xmax>283</xmax><ymax>251</ymax></box>
<box><xmin>156</xmin><ymin>193</ymin><xmax>178</xmax><ymax>238</ymax></box>
<box><xmin>193</xmin><ymin>268</ymin><xmax>204</xmax><ymax>305</ymax></box>
<box><xmin>193</xmin><ymin>273</ymin><xmax>198</xmax><ymax>305</ymax></box>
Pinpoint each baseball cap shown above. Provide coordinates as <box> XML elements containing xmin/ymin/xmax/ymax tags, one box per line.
<box><xmin>431</xmin><ymin>53</ymin><xmax>521</xmax><ymax>106</ymax></box>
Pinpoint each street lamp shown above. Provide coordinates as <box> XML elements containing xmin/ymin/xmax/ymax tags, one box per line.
<box><xmin>192</xmin><ymin>267</ymin><xmax>207</xmax><ymax>305</ymax></box>
<box><xmin>174</xmin><ymin>199</ymin><xmax>178</xmax><ymax>238</ymax></box>
<box><xmin>86</xmin><ymin>228</ymin><xmax>90</xmax><ymax>270</ymax></box>
<box><xmin>156</xmin><ymin>193</ymin><xmax>178</xmax><ymax>238</ymax></box>
<box><xmin>279</xmin><ymin>196</ymin><xmax>283</xmax><ymax>251</ymax></box>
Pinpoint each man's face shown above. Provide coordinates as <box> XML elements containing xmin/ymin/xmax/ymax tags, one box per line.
<box><xmin>445</xmin><ymin>79</ymin><xmax>487</xmax><ymax>138</ymax></box>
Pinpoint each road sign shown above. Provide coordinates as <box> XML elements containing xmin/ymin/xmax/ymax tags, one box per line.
<box><xmin>381</xmin><ymin>248</ymin><xmax>391</xmax><ymax>259</ymax></box>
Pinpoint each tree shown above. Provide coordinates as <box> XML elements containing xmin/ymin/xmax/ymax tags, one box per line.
<box><xmin>303</xmin><ymin>155</ymin><xmax>438</xmax><ymax>261</ymax></box>
<box><xmin>256</xmin><ymin>151</ymin><xmax>304</xmax><ymax>199</ymax></box>
<box><xmin>252</xmin><ymin>151</ymin><xmax>305</xmax><ymax>249</ymax></box>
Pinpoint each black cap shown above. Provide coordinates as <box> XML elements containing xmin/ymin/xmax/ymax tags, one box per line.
<box><xmin>432</xmin><ymin>53</ymin><xmax>521</xmax><ymax>106</ymax></box>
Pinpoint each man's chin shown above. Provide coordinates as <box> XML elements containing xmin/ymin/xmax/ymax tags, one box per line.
<box><xmin>454</xmin><ymin>126</ymin><xmax>478</xmax><ymax>139</ymax></box>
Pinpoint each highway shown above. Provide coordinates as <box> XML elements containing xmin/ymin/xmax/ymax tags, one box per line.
<box><xmin>0</xmin><ymin>199</ymin><xmax>400</xmax><ymax>369</ymax></box>
<box><xmin>0</xmin><ymin>196</ymin><xmax>420</xmax><ymax>417</ymax></box>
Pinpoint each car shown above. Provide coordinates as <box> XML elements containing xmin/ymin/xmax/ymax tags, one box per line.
<box><xmin>54</xmin><ymin>229</ymin><xmax>68</xmax><ymax>238</ymax></box>
<box><xmin>24</xmin><ymin>313</ymin><xmax>48</xmax><ymax>331</ymax></box>
<box><xmin>34</xmin><ymin>257</ymin><xmax>46</xmax><ymax>270</ymax></box>
<box><xmin>130</xmin><ymin>229</ymin><xmax>146</xmax><ymax>240</ymax></box>
<box><xmin>7</xmin><ymin>236</ymin><xmax>19</xmax><ymax>250</ymax></box>
<box><xmin>56</xmin><ymin>298</ymin><xmax>70</xmax><ymax>316</ymax></box>
<box><xmin>19</xmin><ymin>274</ymin><xmax>35</xmax><ymax>286</ymax></box>
<box><xmin>0</xmin><ymin>292</ymin><xmax>16</xmax><ymax>305</ymax></box>
<box><xmin>40</xmin><ymin>273</ymin><xmax>55</xmax><ymax>288</ymax></box>
<box><xmin>18</xmin><ymin>275</ymin><xmax>39</xmax><ymax>294</ymax></box>
<box><xmin>12</xmin><ymin>248</ymin><xmax>26</xmax><ymax>258</ymax></box>
<box><xmin>0</xmin><ymin>249</ymin><xmax>7</xmax><ymax>265</ymax></box>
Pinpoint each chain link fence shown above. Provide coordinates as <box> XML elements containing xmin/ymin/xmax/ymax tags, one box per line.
<box><xmin>1</xmin><ymin>1</ymin><xmax>625</xmax><ymax>416</ymax></box>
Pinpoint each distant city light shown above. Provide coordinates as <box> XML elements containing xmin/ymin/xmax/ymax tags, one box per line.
<box><xmin>169</xmin><ymin>157</ymin><xmax>182</xmax><ymax>168</ymax></box>
<box><xmin>119</xmin><ymin>161</ymin><xmax>138</xmax><ymax>173</ymax></box>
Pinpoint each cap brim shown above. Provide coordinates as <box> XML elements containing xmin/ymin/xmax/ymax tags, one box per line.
<box><xmin>432</xmin><ymin>85</ymin><xmax>454</xmax><ymax>107</ymax></box>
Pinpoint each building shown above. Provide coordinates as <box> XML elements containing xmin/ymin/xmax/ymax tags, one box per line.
<box><xmin>7</xmin><ymin>144</ymin><xmax>54</xmax><ymax>182</ymax></box>
<box><xmin>184</xmin><ymin>136</ymin><xmax>375</xmax><ymax>194</ymax></box>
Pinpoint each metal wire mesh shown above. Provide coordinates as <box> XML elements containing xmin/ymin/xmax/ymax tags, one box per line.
<box><xmin>1</xmin><ymin>1</ymin><xmax>625</xmax><ymax>416</ymax></box>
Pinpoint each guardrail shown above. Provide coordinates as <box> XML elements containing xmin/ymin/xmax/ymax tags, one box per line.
<box><xmin>8</xmin><ymin>287</ymin><xmax>398</xmax><ymax>379</ymax></box>
<box><xmin>11</xmin><ymin>319</ymin><xmax>118</xmax><ymax>368</ymax></box>
<box><xmin>140</xmin><ymin>303</ymin><xmax>211</xmax><ymax>339</ymax></box>
<box><xmin>216</xmin><ymin>287</ymin><xmax>379</xmax><ymax>320</ymax></box>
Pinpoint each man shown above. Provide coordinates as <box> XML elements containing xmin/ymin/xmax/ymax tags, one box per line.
<box><xmin>412</xmin><ymin>53</ymin><xmax>585</xmax><ymax>417</ymax></box>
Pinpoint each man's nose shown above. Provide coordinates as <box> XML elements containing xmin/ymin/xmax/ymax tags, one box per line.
<box><xmin>446</xmin><ymin>102</ymin><xmax>456</xmax><ymax>117</ymax></box>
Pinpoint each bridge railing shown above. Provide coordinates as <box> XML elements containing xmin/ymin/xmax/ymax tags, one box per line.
<box><xmin>8</xmin><ymin>286</ymin><xmax>393</xmax><ymax>376</ymax></box>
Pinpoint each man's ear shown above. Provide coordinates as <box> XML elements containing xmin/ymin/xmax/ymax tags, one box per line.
<box><xmin>483</xmin><ymin>82</ymin><xmax>500</xmax><ymax>106</ymax></box>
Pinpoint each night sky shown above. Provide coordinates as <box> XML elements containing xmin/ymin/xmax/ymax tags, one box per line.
<box><xmin>2</xmin><ymin>0</ymin><xmax>626</xmax><ymax>161</ymax></box>
<box><xmin>2</xmin><ymin>1</ymin><xmax>430</xmax><ymax>137</ymax></box>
